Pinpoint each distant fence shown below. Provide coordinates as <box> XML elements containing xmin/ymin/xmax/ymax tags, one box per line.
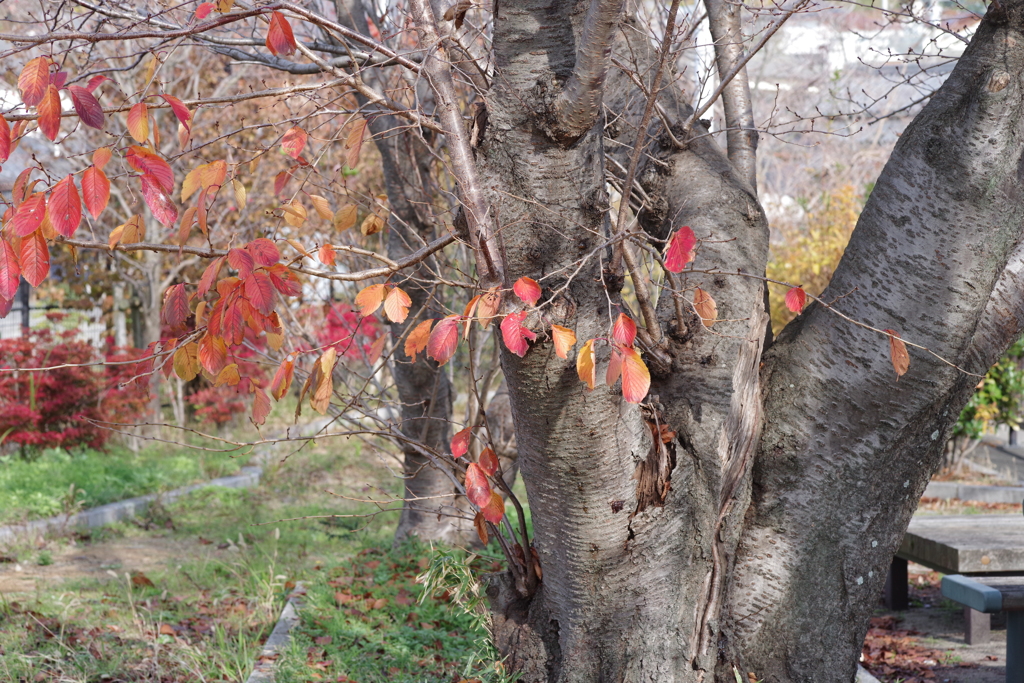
<box><xmin>0</xmin><ymin>303</ymin><xmax>107</xmax><ymax>348</ymax></box>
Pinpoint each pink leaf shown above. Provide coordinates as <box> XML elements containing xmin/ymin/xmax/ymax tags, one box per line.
<box><xmin>664</xmin><ymin>226</ymin><xmax>696</xmax><ymax>273</ymax></box>
<box><xmin>513</xmin><ymin>276</ymin><xmax>542</xmax><ymax>306</ymax></box>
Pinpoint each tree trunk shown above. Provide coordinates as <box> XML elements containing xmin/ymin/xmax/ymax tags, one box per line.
<box><xmin>481</xmin><ymin>1</ymin><xmax>1024</xmax><ymax>681</ymax></box>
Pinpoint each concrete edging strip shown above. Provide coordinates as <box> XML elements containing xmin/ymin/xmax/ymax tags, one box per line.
<box><xmin>246</xmin><ymin>585</ymin><xmax>305</xmax><ymax>683</ymax></box>
<box><xmin>923</xmin><ymin>480</ymin><xmax>1024</xmax><ymax>504</ymax></box>
<box><xmin>0</xmin><ymin>466</ymin><xmax>262</xmax><ymax>545</ymax></box>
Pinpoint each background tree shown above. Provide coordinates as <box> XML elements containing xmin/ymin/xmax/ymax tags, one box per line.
<box><xmin>2</xmin><ymin>0</ymin><xmax>1023</xmax><ymax>681</ymax></box>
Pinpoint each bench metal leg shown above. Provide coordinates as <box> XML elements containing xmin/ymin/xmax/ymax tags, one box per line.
<box><xmin>964</xmin><ymin>606</ymin><xmax>990</xmax><ymax>645</ymax></box>
<box><xmin>1008</xmin><ymin>611</ymin><xmax>1024</xmax><ymax>683</ymax></box>
<box><xmin>883</xmin><ymin>556</ymin><xmax>908</xmax><ymax>610</ymax></box>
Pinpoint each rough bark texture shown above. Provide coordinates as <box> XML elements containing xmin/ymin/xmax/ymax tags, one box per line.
<box><xmin>480</xmin><ymin>0</ymin><xmax>1024</xmax><ymax>681</ymax></box>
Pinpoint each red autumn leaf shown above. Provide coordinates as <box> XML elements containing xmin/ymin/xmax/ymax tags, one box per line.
<box><xmin>355</xmin><ymin>283</ymin><xmax>386</xmax><ymax>317</ymax></box>
<box><xmin>86</xmin><ymin>74</ymin><xmax>108</xmax><ymax>92</ymax></box>
<box><xmin>612</xmin><ymin>313</ymin><xmax>637</xmax><ymax>347</ymax></box>
<box><xmin>18</xmin><ymin>57</ymin><xmax>50</xmax><ymax>108</ymax></box>
<box><xmin>252</xmin><ymin>386</ymin><xmax>271</xmax><ymax>425</ymax></box>
<box><xmin>68</xmin><ymin>85</ymin><xmax>104</xmax><ymax>129</ymax></box>
<box><xmin>198</xmin><ymin>256</ymin><xmax>224</xmax><ymax>297</ymax></box>
<box><xmin>81</xmin><ymin>166</ymin><xmax>110</xmax><ymax>219</ymax></box>
<box><xmin>885</xmin><ymin>329</ymin><xmax>910</xmax><ymax>378</ymax></box>
<box><xmin>270</xmin><ymin>355</ymin><xmax>295</xmax><ymax>400</ymax></box>
<box><xmin>127</xmin><ymin>102</ymin><xmax>149</xmax><ymax>143</ymax></box>
<box><xmin>227</xmin><ymin>248</ymin><xmax>255</xmax><ymax>279</ymax></box>
<box><xmin>500</xmin><ymin>310</ymin><xmax>536</xmax><ymax>357</ymax></box>
<box><xmin>481</xmin><ymin>491</ymin><xmax>505</xmax><ymax>524</ymax></box>
<box><xmin>606</xmin><ymin>349</ymin><xmax>622</xmax><ymax>386</ymax></box>
<box><xmin>426</xmin><ymin>315</ymin><xmax>460</xmax><ymax>365</ymax></box>
<box><xmin>0</xmin><ymin>115</ymin><xmax>9</xmax><ymax>163</ymax></box>
<box><xmin>37</xmin><ymin>84</ymin><xmax>61</xmax><ymax>141</ymax></box>
<box><xmin>245</xmin><ymin>271</ymin><xmax>275</xmax><ymax>315</ymax></box>
<box><xmin>0</xmin><ymin>239</ymin><xmax>20</xmax><ymax>300</ymax></box>
<box><xmin>464</xmin><ymin>462</ymin><xmax>492</xmax><ymax>509</ymax></box>
<box><xmin>266</xmin><ymin>11</ymin><xmax>298</xmax><ymax>56</ymax></box>
<box><xmin>161</xmin><ymin>283</ymin><xmax>190</xmax><ymax>328</ymax></box>
<box><xmin>50</xmin><ymin>71</ymin><xmax>67</xmax><ymax>89</ymax></box>
<box><xmin>513</xmin><ymin>276</ymin><xmax>542</xmax><ymax>306</ymax></box>
<box><xmin>383</xmin><ymin>286</ymin><xmax>412</xmax><ymax>323</ymax></box>
<box><xmin>620</xmin><ymin>347</ymin><xmax>651</xmax><ymax>404</ymax></box>
<box><xmin>785</xmin><ymin>287</ymin><xmax>807</xmax><ymax>313</ymax></box>
<box><xmin>451</xmin><ymin>426</ymin><xmax>471</xmax><ymax>459</ymax></box>
<box><xmin>195</xmin><ymin>2</ymin><xmax>215</xmax><ymax>19</ymax></box>
<box><xmin>245</xmin><ymin>238</ymin><xmax>281</xmax><ymax>266</ymax></box>
<box><xmin>267</xmin><ymin>264</ymin><xmax>302</xmax><ymax>296</ymax></box>
<box><xmin>126</xmin><ymin>146</ymin><xmax>174</xmax><ymax>193</ymax></box>
<box><xmin>273</xmin><ymin>170</ymin><xmax>290</xmax><ymax>197</ymax></box>
<box><xmin>11</xmin><ymin>193</ymin><xmax>47</xmax><ymax>237</ymax></box>
<box><xmin>198</xmin><ymin>333</ymin><xmax>228</xmax><ymax>374</ymax></box>
<box><xmin>281</xmin><ymin>127</ymin><xmax>306</xmax><ymax>159</ymax></box>
<box><xmin>479</xmin><ymin>447</ymin><xmax>499</xmax><ymax>476</ymax></box>
<box><xmin>664</xmin><ymin>226</ymin><xmax>696</xmax><ymax>272</ymax></box>
<box><xmin>160</xmin><ymin>94</ymin><xmax>192</xmax><ymax>131</ymax></box>
<box><xmin>18</xmin><ymin>231</ymin><xmax>49</xmax><ymax>287</ymax></box>
<box><xmin>318</xmin><ymin>243</ymin><xmax>336</xmax><ymax>265</ymax></box>
<box><xmin>49</xmin><ymin>175</ymin><xmax>82</xmax><ymax>238</ymax></box>
<box><xmin>404</xmin><ymin>318</ymin><xmax>433</xmax><ymax>359</ymax></box>
<box><xmin>140</xmin><ymin>173</ymin><xmax>178</xmax><ymax>226</ymax></box>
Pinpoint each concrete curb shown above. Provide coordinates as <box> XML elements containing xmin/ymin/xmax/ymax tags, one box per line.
<box><xmin>246</xmin><ymin>584</ymin><xmax>305</xmax><ymax>683</ymax></box>
<box><xmin>923</xmin><ymin>480</ymin><xmax>1024</xmax><ymax>505</ymax></box>
<box><xmin>856</xmin><ymin>665</ymin><xmax>882</xmax><ymax>683</ymax></box>
<box><xmin>0</xmin><ymin>465</ymin><xmax>262</xmax><ymax>545</ymax></box>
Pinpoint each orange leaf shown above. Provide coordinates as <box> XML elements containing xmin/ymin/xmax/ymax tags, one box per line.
<box><xmin>215</xmin><ymin>363</ymin><xmax>241</xmax><ymax>387</ymax></box>
<box><xmin>474</xmin><ymin>512</ymin><xmax>488</xmax><ymax>545</ymax></box>
<box><xmin>885</xmin><ymin>329</ymin><xmax>910</xmax><ymax>378</ymax></box>
<box><xmin>252</xmin><ymin>386</ymin><xmax>271</xmax><ymax>425</ymax></box>
<box><xmin>355</xmin><ymin>283</ymin><xmax>386</xmax><ymax>317</ymax></box>
<box><xmin>606</xmin><ymin>349</ymin><xmax>622</xmax><ymax>386</ymax></box>
<box><xmin>551</xmin><ymin>324</ymin><xmax>576</xmax><ymax>359</ymax></box>
<box><xmin>309</xmin><ymin>194</ymin><xmax>332</xmax><ymax>221</ymax></box>
<box><xmin>451</xmin><ymin>426</ymin><xmax>471</xmax><ymax>459</ymax></box>
<box><xmin>383</xmin><ymin>286</ymin><xmax>412</xmax><ymax>323</ymax></box>
<box><xmin>513</xmin><ymin>276</ymin><xmax>541</xmax><ymax>306</ymax></box>
<box><xmin>426</xmin><ymin>315</ymin><xmax>460</xmax><ymax>365</ymax></box>
<box><xmin>344</xmin><ymin>119</ymin><xmax>367</xmax><ymax>169</ymax></box>
<box><xmin>664</xmin><ymin>226</ymin><xmax>696</xmax><ymax>273</ymax></box>
<box><xmin>501</xmin><ymin>310</ymin><xmax>536</xmax><ymax>357</ymax></box>
<box><xmin>281</xmin><ymin>127</ymin><xmax>306</xmax><ymax>159</ymax></box>
<box><xmin>620</xmin><ymin>347</ymin><xmax>650</xmax><ymax>404</ymax></box>
<box><xmin>612</xmin><ymin>313</ymin><xmax>636</xmax><ymax>347</ymax></box>
<box><xmin>785</xmin><ymin>287</ymin><xmax>806</xmax><ymax>313</ymax></box>
<box><xmin>333</xmin><ymin>204</ymin><xmax>358</xmax><ymax>231</ymax></box>
<box><xmin>477</xmin><ymin>287</ymin><xmax>501</xmax><ymax>328</ymax></box>
<box><xmin>93</xmin><ymin>147</ymin><xmax>112</xmax><ymax>170</ymax></box>
<box><xmin>82</xmin><ymin>166</ymin><xmax>110</xmax><ymax>218</ymax></box>
<box><xmin>37</xmin><ymin>85</ymin><xmax>61</xmax><ymax>141</ymax></box>
<box><xmin>270</xmin><ymin>355</ymin><xmax>295</xmax><ymax>400</ymax></box>
<box><xmin>18</xmin><ymin>57</ymin><xmax>50</xmax><ymax>108</ymax></box>
<box><xmin>18</xmin><ymin>231</ymin><xmax>49</xmax><ymax>287</ymax></box>
<box><xmin>404</xmin><ymin>319</ymin><xmax>433</xmax><ymax>359</ymax></box>
<box><xmin>318</xmin><ymin>243</ymin><xmax>336</xmax><ymax>266</ymax></box>
<box><xmin>198</xmin><ymin>333</ymin><xmax>228</xmax><ymax>374</ymax></box>
<box><xmin>49</xmin><ymin>175</ymin><xmax>81</xmax><ymax>238</ymax></box>
<box><xmin>478</xmin><ymin>447</ymin><xmax>499</xmax><ymax>476</ymax></box>
<box><xmin>126</xmin><ymin>146</ymin><xmax>174</xmax><ymax>193</ymax></box>
<box><xmin>464</xmin><ymin>463</ymin><xmax>491</xmax><ymax>509</ymax></box>
<box><xmin>694</xmin><ymin>287</ymin><xmax>717</xmax><ymax>327</ymax></box>
<box><xmin>367</xmin><ymin>333</ymin><xmax>387</xmax><ymax>364</ymax></box>
<box><xmin>127</xmin><ymin>102</ymin><xmax>149</xmax><ymax>143</ymax></box>
<box><xmin>481</xmin><ymin>490</ymin><xmax>505</xmax><ymax>524</ymax></box>
<box><xmin>197</xmin><ymin>256</ymin><xmax>225</xmax><ymax>297</ymax></box>
<box><xmin>577</xmin><ymin>339</ymin><xmax>596</xmax><ymax>390</ymax></box>
<box><xmin>266</xmin><ymin>11</ymin><xmax>297</xmax><ymax>56</ymax></box>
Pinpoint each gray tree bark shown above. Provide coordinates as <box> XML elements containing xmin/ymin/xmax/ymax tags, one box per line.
<box><xmin>475</xmin><ymin>1</ymin><xmax>1024</xmax><ymax>681</ymax></box>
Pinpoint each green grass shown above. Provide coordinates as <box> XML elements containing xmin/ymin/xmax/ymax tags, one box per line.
<box><xmin>0</xmin><ymin>433</ymin><xmax>518</xmax><ymax>682</ymax></box>
<box><xmin>0</xmin><ymin>443</ymin><xmax>249</xmax><ymax>524</ymax></box>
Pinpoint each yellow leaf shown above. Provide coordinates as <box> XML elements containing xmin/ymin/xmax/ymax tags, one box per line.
<box><xmin>232</xmin><ymin>178</ymin><xmax>247</xmax><ymax>208</ymax></box>
<box><xmin>360</xmin><ymin>212</ymin><xmax>384</xmax><ymax>235</ymax></box>
<box><xmin>333</xmin><ymin>204</ymin><xmax>358</xmax><ymax>232</ymax></box>
<box><xmin>309</xmin><ymin>194</ymin><xmax>333</xmax><ymax>221</ymax></box>
<box><xmin>283</xmin><ymin>200</ymin><xmax>307</xmax><ymax>227</ymax></box>
<box><xmin>173</xmin><ymin>343</ymin><xmax>200</xmax><ymax>381</ymax></box>
<box><xmin>214</xmin><ymin>363</ymin><xmax>240</xmax><ymax>386</ymax></box>
<box><xmin>577</xmin><ymin>339</ymin><xmax>596</xmax><ymax>390</ymax></box>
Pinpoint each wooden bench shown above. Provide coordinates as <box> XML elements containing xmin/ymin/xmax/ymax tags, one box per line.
<box><xmin>941</xmin><ymin>575</ymin><xmax>1024</xmax><ymax>683</ymax></box>
<box><xmin>884</xmin><ymin>514</ymin><xmax>1024</xmax><ymax>643</ymax></box>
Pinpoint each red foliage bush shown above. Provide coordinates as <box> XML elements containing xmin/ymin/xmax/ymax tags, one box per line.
<box><xmin>0</xmin><ymin>321</ymin><xmax>151</xmax><ymax>451</ymax></box>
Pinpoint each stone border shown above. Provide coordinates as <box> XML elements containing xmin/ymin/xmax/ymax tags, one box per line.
<box><xmin>856</xmin><ymin>665</ymin><xmax>882</xmax><ymax>683</ymax></box>
<box><xmin>923</xmin><ymin>480</ymin><xmax>1024</xmax><ymax>505</ymax></box>
<box><xmin>0</xmin><ymin>465</ymin><xmax>262</xmax><ymax>545</ymax></box>
<box><xmin>246</xmin><ymin>584</ymin><xmax>305</xmax><ymax>683</ymax></box>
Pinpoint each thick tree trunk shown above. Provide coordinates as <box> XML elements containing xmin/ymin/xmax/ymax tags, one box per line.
<box><xmin>482</xmin><ymin>1</ymin><xmax>1024</xmax><ymax>681</ymax></box>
